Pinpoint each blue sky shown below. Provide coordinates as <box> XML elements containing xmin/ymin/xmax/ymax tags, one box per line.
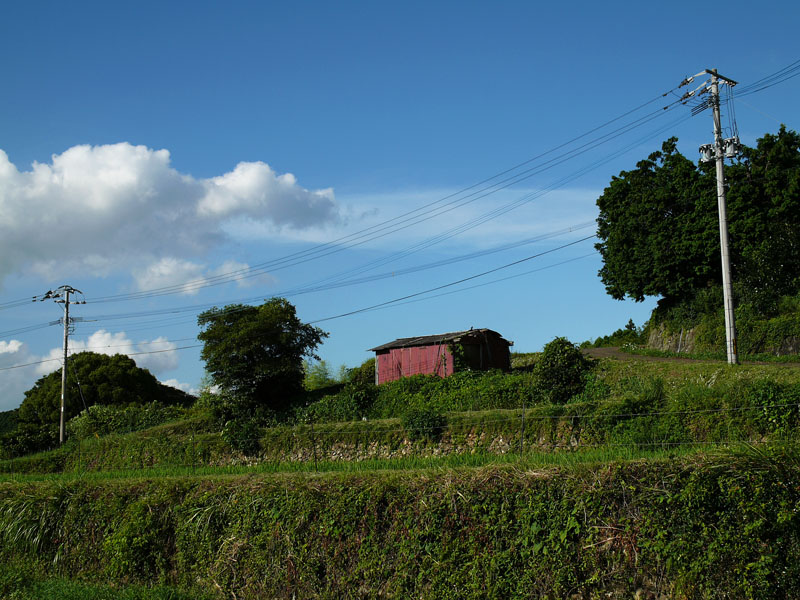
<box><xmin>1</xmin><ymin>0</ymin><xmax>798</xmax><ymax>411</ymax></box>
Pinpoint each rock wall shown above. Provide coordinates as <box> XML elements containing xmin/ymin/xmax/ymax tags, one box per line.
<box><xmin>646</xmin><ymin>323</ymin><xmax>698</xmax><ymax>353</ymax></box>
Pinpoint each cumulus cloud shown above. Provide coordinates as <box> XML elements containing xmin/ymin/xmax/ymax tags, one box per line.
<box><xmin>35</xmin><ymin>330</ymin><xmax>179</xmax><ymax>376</ymax></box>
<box><xmin>0</xmin><ymin>144</ymin><xmax>339</xmax><ymax>288</ymax></box>
<box><xmin>161</xmin><ymin>378</ymin><xmax>198</xmax><ymax>396</ymax></box>
<box><xmin>0</xmin><ymin>340</ymin><xmax>23</xmax><ymax>354</ymax></box>
<box><xmin>199</xmin><ymin>162</ymin><xmax>336</xmax><ymax>227</ymax></box>
<box><xmin>0</xmin><ymin>331</ymin><xmax>186</xmax><ymax>412</ymax></box>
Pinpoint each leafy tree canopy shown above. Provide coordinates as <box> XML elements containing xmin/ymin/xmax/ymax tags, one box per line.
<box><xmin>16</xmin><ymin>351</ymin><xmax>193</xmax><ymax>429</ymax></box>
<box><xmin>0</xmin><ymin>409</ymin><xmax>17</xmax><ymax>436</ymax></box>
<box><xmin>303</xmin><ymin>359</ymin><xmax>339</xmax><ymax>391</ymax></box>
<box><xmin>197</xmin><ymin>298</ymin><xmax>328</xmax><ymax>413</ymax></box>
<box><xmin>596</xmin><ymin>126</ymin><xmax>800</xmax><ymax>313</ymax></box>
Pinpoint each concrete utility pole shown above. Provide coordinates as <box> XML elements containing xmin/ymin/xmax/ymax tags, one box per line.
<box><xmin>36</xmin><ymin>285</ymin><xmax>86</xmax><ymax>443</ymax></box>
<box><xmin>678</xmin><ymin>69</ymin><xmax>741</xmax><ymax>365</ymax></box>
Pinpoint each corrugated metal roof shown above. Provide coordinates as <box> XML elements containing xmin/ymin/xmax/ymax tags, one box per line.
<box><xmin>368</xmin><ymin>328</ymin><xmax>511</xmax><ymax>352</ymax></box>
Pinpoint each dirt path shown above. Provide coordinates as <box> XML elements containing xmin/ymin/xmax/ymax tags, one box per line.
<box><xmin>582</xmin><ymin>346</ymin><xmax>800</xmax><ymax>367</ymax></box>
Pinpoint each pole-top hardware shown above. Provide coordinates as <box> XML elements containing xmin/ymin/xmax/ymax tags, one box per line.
<box><xmin>35</xmin><ymin>284</ymin><xmax>86</xmax><ymax>444</ymax></box>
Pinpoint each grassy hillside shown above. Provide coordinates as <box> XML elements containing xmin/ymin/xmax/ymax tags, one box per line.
<box><xmin>1</xmin><ymin>446</ymin><xmax>799</xmax><ymax>598</ymax></box>
<box><xmin>2</xmin><ymin>357</ymin><xmax>800</xmax><ymax>477</ymax></box>
<box><xmin>2</xmin><ymin>355</ymin><xmax>800</xmax><ymax>597</ymax></box>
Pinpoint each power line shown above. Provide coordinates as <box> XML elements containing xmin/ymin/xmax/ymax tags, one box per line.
<box><xmin>70</xmin><ymin>107</ymin><xmax>692</xmax><ymax>332</ymax></box>
<box><xmin>736</xmin><ymin>58</ymin><xmax>800</xmax><ymax>97</ymax></box>
<box><xmin>0</xmin><ymin>320</ymin><xmax>61</xmax><ymax>338</ymax></box>
<box><xmin>1</xmin><ymin>60</ymin><xmax>796</xmax><ymax>317</ymax></box>
<box><xmin>82</xmin><ymin>90</ymin><xmax>684</xmax><ymax>305</ymax></box>
<box><xmin>1</xmin><ymin>241</ymin><xmax>597</xmax><ymax>373</ymax></box>
<box><xmin>0</xmin><ymin>344</ymin><xmax>204</xmax><ymax>373</ymax></box>
<box><xmin>309</xmin><ymin>235</ymin><xmax>596</xmax><ymax>324</ymax></box>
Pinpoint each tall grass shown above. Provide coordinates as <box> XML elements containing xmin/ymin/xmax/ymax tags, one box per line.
<box><xmin>0</xmin><ymin>443</ymin><xmax>724</xmax><ymax>484</ymax></box>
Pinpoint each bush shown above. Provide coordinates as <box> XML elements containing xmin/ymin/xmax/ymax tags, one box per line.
<box><xmin>402</xmin><ymin>408</ymin><xmax>446</xmax><ymax>441</ymax></box>
<box><xmin>0</xmin><ymin>422</ymin><xmax>58</xmax><ymax>459</ymax></box>
<box><xmin>510</xmin><ymin>352</ymin><xmax>538</xmax><ymax>371</ymax></box>
<box><xmin>0</xmin><ymin>410</ymin><xmax>17</xmax><ymax>436</ymax></box>
<box><xmin>202</xmin><ymin>389</ymin><xmax>281</xmax><ymax>430</ymax></box>
<box><xmin>747</xmin><ymin>379</ymin><xmax>800</xmax><ymax>437</ymax></box>
<box><xmin>66</xmin><ymin>402</ymin><xmax>187</xmax><ymax>440</ymax></box>
<box><xmin>343</xmin><ymin>358</ymin><xmax>376</xmax><ymax>387</ymax></box>
<box><xmin>221</xmin><ymin>419</ymin><xmax>262</xmax><ymax>456</ymax></box>
<box><xmin>534</xmin><ymin>337</ymin><xmax>591</xmax><ymax>404</ymax></box>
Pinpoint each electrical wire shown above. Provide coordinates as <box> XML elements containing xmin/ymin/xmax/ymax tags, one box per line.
<box><xmin>80</xmin><ymin>90</ymin><xmax>684</xmax><ymax>305</ymax></box>
<box><xmin>0</xmin><ymin>240</ymin><xmax>598</xmax><ymax>373</ymax></box>
<box><xmin>736</xmin><ymin>58</ymin><xmax>800</xmax><ymax>97</ymax></box>
<box><xmin>66</xmin><ymin>104</ymin><xmax>691</xmax><ymax>334</ymax></box>
<box><xmin>309</xmin><ymin>235</ymin><xmax>596</xmax><ymax>324</ymax></box>
<box><xmin>28</xmin><ymin>106</ymin><xmax>692</xmax><ymax>347</ymax></box>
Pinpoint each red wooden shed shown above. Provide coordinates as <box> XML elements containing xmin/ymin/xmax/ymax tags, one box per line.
<box><xmin>369</xmin><ymin>328</ymin><xmax>513</xmax><ymax>385</ymax></box>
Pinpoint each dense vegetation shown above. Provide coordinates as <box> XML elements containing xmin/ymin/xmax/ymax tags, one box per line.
<box><xmin>597</xmin><ymin>127</ymin><xmax>800</xmax><ymax>309</ymax></box>
<box><xmin>0</xmin><ymin>352</ymin><xmax>193</xmax><ymax>459</ymax></box>
<box><xmin>583</xmin><ymin>318</ymin><xmax>647</xmax><ymax>349</ymax></box>
<box><xmin>596</xmin><ymin>127</ymin><xmax>800</xmax><ymax>355</ymax></box>
<box><xmin>1</xmin><ymin>446</ymin><xmax>799</xmax><ymax>598</ymax></box>
<box><xmin>198</xmin><ymin>298</ymin><xmax>328</xmax><ymax>420</ymax></box>
<box><xmin>1</xmin><ymin>341</ymin><xmax>800</xmax><ymax>597</ymax></box>
<box><xmin>2</xmin><ymin>356</ymin><xmax>799</xmax><ymax>478</ymax></box>
<box><xmin>2</xmin><ymin>287</ymin><xmax>800</xmax><ymax>597</ymax></box>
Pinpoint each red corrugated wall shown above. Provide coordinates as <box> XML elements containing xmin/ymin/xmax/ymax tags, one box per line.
<box><xmin>376</xmin><ymin>344</ymin><xmax>454</xmax><ymax>384</ymax></box>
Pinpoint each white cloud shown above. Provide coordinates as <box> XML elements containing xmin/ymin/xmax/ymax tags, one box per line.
<box><xmin>199</xmin><ymin>161</ymin><xmax>337</xmax><ymax>227</ymax></box>
<box><xmin>0</xmin><ymin>331</ymin><xmax>184</xmax><ymax>412</ymax></box>
<box><xmin>161</xmin><ymin>378</ymin><xmax>198</xmax><ymax>396</ymax></box>
<box><xmin>0</xmin><ymin>340</ymin><xmax>23</xmax><ymax>354</ymax></box>
<box><xmin>0</xmin><ymin>144</ymin><xmax>340</xmax><ymax>288</ymax></box>
<box><xmin>35</xmin><ymin>330</ymin><xmax>178</xmax><ymax>376</ymax></box>
<box><xmin>0</xmin><ymin>340</ymin><xmax>49</xmax><ymax>412</ymax></box>
<box><xmin>132</xmin><ymin>258</ymin><xmax>207</xmax><ymax>295</ymax></box>
<box><xmin>132</xmin><ymin>257</ymin><xmax>274</xmax><ymax>295</ymax></box>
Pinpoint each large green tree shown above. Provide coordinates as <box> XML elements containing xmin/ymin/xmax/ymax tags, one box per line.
<box><xmin>596</xmin><ymin>127</ymin><xmax>800</xmax><ymax>313</ymax></box>
<box><xmin>17</xmin><ymin>351</ymin><xmax>191</xmax><ymax>429</ymax></box>
<box><xmin>2</xmin><ymin>352</ymin><xmax>192</xmax><ymax>457</ymax></box>
<box><xmin>197</xmin><ymin>298</ymin><xmax>328</xmax><ymax>413</ymax></box>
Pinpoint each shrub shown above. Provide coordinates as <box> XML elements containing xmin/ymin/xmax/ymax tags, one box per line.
<box><xmin>0</xmin><ymin>410</ymin><xmax>17</xmax><ymax>436</ymax></box>
<box><xmin>343</xmin><ymin>358</ymin><xmax>376</xmax><ymax>387</ymax></box>
<box><xmin>66</xmin><ymin>402</ymin><xmax>187</xmax><ymax>440</ymax></box>
<box><xmin>221</xmin><ymin>419</ymin><xmax>262</xmax><ymax>456</ymax></box>
<box><xmin>402</xmin><ymin>409</ymin><xmax>446</xmax><ymax>441</ymax></box>
<box><xmin>0</xmin><ymin>422</ymin><xmax>58</xmax><ymax>459</ymax></box>
<box><xmin>586</xmin><ymin>318</ymin><xmax>647</xmax><ymax>348</ymax></box>
<box><xmin>534</xmin><ymin>337</ymin><xmax>591</xmax><ymax>404</ymax></box>
<box><xmin>300</xmin><ymin>381</ymin><xmax>377</xmax><ymax>424</ymax></box>
<box><xmin>747</xmin><ymin>380</ymin><xmax>800</xmax><ymax>437</ymax></box>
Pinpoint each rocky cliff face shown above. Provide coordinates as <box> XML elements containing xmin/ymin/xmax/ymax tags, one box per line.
<box><xmin>647</xmin><ymin>324</ymin><xmax>698</xmax><ymax>353</ymax></box>
<box><xmin>647</xmin><ymin>322</ymin><xmax>800</xmax><ymax>356</ymax></box>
